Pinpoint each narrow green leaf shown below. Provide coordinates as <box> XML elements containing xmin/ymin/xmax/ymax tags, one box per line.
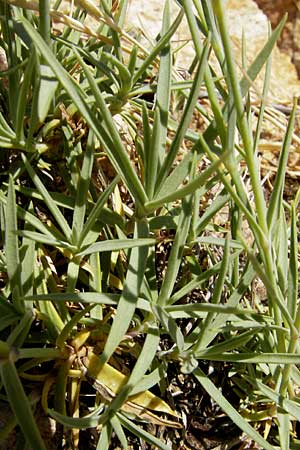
<box><xmin>34</xmin><ymin>249</ymin><xmax>65</xmax><ymax>338</ymax></box>
<box><xmin>239</xmin><ymin>16</ymin><xmax>286</xmax><ymax>98</ymax></box>
<box><xmin>18</xmin><ymin>230</ymin><xmax>76</xmax><ymax>249</ymax></box>
<box><xmin>182</xmin><ymin>0</ymin><xmax>227</xmax><ymax>144</ymax></box>
<box><xmin>108</xmin><ymin>325</ymin><xmax>161</xmax><ymax>415</ymax></box>
<box><xmin>26</xmin><ymin>292</ymin><xmax>151</xmax><ymax>312</ymax></box>
<box><xmin>193</xmin><ymin>368</ymin><xmax>275</xmax><ymax>450</ymax></box>
<box><xmin>0</xmin><ymin>314</ymin><xmax>21</xmax><ymax>332</ymax></box>
<box><xmin>6</xmin><ymin>308</ymin><xmax>34</xmax><ymax>347</ymax></box>
<box><xmin>66</xmin><ymin>258</ymin><xmax>81</xmax><ymax>293</ymax></box>
<box><xmin>75</xmin><ymin>50</ymin><xmax>148</xmax><ymax>209</ymax></box>
<box><xmin>99</xmin><ymin>51</ymin><xmax>131</xmax><ymax>85</ymax></box>
<box><xmin>117</xmin><ymin>413</ymin><xmax>170</xmax><ymax>450</ymax></box>
<box><xmin>253</xmin><ymin>24</ymin><xmax>273</xmax><ymax>155</ymax></box>
<box><xmin>193</xmin><ymin>237</ymin><xmax>230</xmax><ymax>352</ymax></box>
<box><xmin>145</xmin><ymin>152</ymin><xmax>228</xmax><ymax>212</ymax></box>
<box><xmin>97</xmin><ymin>422</ymin><xmax>112</xmax><ymax>450</ymax></box>
<box><xmin>131</xmin><ymin>9</ymin><xmax>184</xmax><ymax>85</ymax></box>
<box><xmin>146</xmin><ymin>0</ymin><xmax>171</xmax><ymax>198</ymax></box>
<box><xmin>195</xmin><ymin>329</ymin><xmax>256</xmax><ymax>357</ymax></box>
<box><xmin>127</xmin><ymin>326</ymin><xmax>160</xmax><ymax>387</ymax></box>
<box><xmin>192</xmin><ymin>235</ymin><xmax>243</xmax><ymax>249</ymax></box>
<box><xmin>197</xmin><ymin>353</ymin><xmax>300</xmax><ymax>364</ymax></box>
<box><xmin>267</xmin><ymin>99</ymin><xmax>297</xmax><ymax>229</ymax></box>
<box><xmin>21</xmin><ymin>154</ymin><xmax>72</xmax><ymax>241</ymax></box>
<box><xmin>17</xmin><ymin>347</ymin><xmax>62</xmax><ymax>359</ymax></box>
<box><xmin>98</xmin><ymin>220</ymin><xmax>149</xmax><ymax>366</ymax></box>
<box><xmin>79</xmin><ymin>176</ymin><xmax>120</xmax><ymax>247</ymax></box>
<box><xmin>153</xmin><ymin>305</ymin><xmax>184</xmax><ymax>351</ymax></box>
<box><xmin>89</xmin><ymin>252</ymin><xmax>103</xmax><ymax>320</ymax></box>
<box><xmin>149</xmin><ymin>215</ymin><xmax>178</xmax><ymax>231</ymax></box>
<box><xmin>56</xmin><ymin>304</ymin><xmax>95</xmax><ymax>349</ymax></box>
<box><xmin>37</xmin><ymin>64</ymin><xmax>58</xmax><ymax>123</ymax></box>
<box><xmin>129</xmin><ymin>367</ymin><xmax>163</xmax><ymax>397</ymax></box>
<box><xmin>201</xmin><ymin>14</ymin><xmax>286</xmax><ymax>144</ymax></box>
<box><xmin>277</xmin><ymin>409</ymin><xmax>290</xmax><ymax>450</ymax></box>
<box><xmin>0</xmin><ymin>110</ymin><xmax>15</xmax><ymax>138</ymax></box>
<box><xmin>158</xmin><ymin>196</ymin><xmax>193</xmax><ymax>306</ymax></box>
<box><xmin>0</xmin><ymin>359</ymin><xmax>47</xmax><ymax>450</ymax></box>
<box><xmin>288</xmin><ymin>203</ymin><xmax>298</xmax><ymax>320</ymax></box>
<box><xmin>110</xmin><ymin>415</ymin><xmax>128</xmax><ymax>449</ymax></box>
<box><xmin>212</xmin><ymin>0</ymin><xmax>268</xmax><ymax>235</ymax></box>
<box><xmin>155</xmin><ymin>35</ymin><xmax>211</xmax><ymax>195</ymax></box>
<box><xmin>141</xmin><ymin>101</ymin><xmax>151</xmax><ymax>177</ymax></box>
<box><xmin>254</xmin><ymin>379</ymin><xmax>300</xmax><ymax>420</ymax></box>
<box><xmin>25</xmin><ymin>292</ymin><xmax>120</xmax><ymax>306</ymax></box>
<box><xmin>0</xmin><ymin>190</ymin><xmax>68</xmax><ymax>241</ymax></box>
<box><xmin>2</xmin><ymin>4</ymin><xmax>20</xmax><ymax>127</ymax></box>
<box><xmin>272</xmin><ymin>206</ymin><xmax>288</xmax><ymax>295</ymax></box>
<box><xmin>5</xmin><ymin>175</ymin><xmax>24</xmax><ymax>313</ymax></box>
<box><xmin>166</xmin><ymin>302</ymin><xmax>257</xmax><ymax>317</ymax></box>
<box><xmin>244</xmin><ymin>245</ymin><xmax>296</xmax><ymax>335</ymax></box>
<box><xmin>72</xmin><ymin>130</ymin><xmax>94</xmax><ymax>245</ymax></box>
<box><xmin>169</xmin><ymin>249</ymin><xmax>242</xmax><ymax>305</ymax></box>
<box><xmin>17</xmin><ymin>18</ymin><xmax>148</xmax><ymax>208</ymax></box>
<box><xmin>153</xmin><ymin>147</ymin><xmax>202</xmax><ymax>201</ymax></box>
<box><xmin>78</xmin><ymin>238</ymin><xmax>155</xmax><ymax>257</ymax></box>
<box><xmin>38</xmin><ymin>0</ymin><xmax>51</xmax><ymax>45</ymax></box>
<box><xmin>15</xmin><ymin>50</ymin><xmax>35</xmax><ymax>141</ymax></box>
<box><xmin>48</xmin><ymin>405</ymin><xmax>105</xmax><ymax>429</ymax></box>
<box><xmin>20</xmin><ymin>202</ymin><xmax>35</xmax><ymax>304</ymax></box>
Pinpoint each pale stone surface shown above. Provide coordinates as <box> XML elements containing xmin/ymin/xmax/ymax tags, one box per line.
<box><xmin>126</xmin><ymin>0</ymin><xmax>194</xmax><ymax>70</ymax></box>
<box><xmin>126</xmin><ymin>0</ymin><xmax>300</xmax><ymax>102</ymax></box>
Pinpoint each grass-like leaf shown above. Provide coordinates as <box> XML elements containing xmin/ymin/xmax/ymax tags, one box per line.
<box><xmin>71</xmin><ymin>129</ymin><xmax>94</xmax><ymax>245</ymax></box>
<box><xmin>0</xmin><ymin>357</ymin><xmax>47</xmax><ymax>450</ymax></box>
<box><xmin>22</xmin><ymin>154</ymin><xmax>72</xmax><ymax>241</ymax></box>
<box><xmin>146</xmin><ymin>151</ymin><xmax>229</xmax><ymax>211</ymax></box>
<box><xmin>16</xmin><ymin>18</ymin><xmax>148</xmax><ymax>209</ymax></box>
<box><xmin>155</xmin><ymin>34</ymin><xmax>211</xmax><ymax>195</ymax></box>
<box><xmin>48</xmin><ymin>405</ymin><xmax>105</xmax><ymax>429</ymax></box>
<box><xmin>193</xmin><ymin>368</ymin><xmax>275</xmax><ymax>450</ymax></box>
<box><xmin>110</xmin><ymin>415</ymin><xmax>128</xmax><ymax>449</ymax></box>
<box><xmin>158</xmin><ymin>196</ymin><xmax>193</xmax><ymax>306</ymax></box>
<box><xmin>37</xmin><ymin>64</ymin><xmax>58</xmax><ymax>123</ymax></box>
<box><xmin>5</xmin><ymin>175</ymin><xmax>24</xmax><ymax>313</ymax></box>
<box><xmin>79</xmin><ymin>176</ymin><xmax>121</xmax><ymax>247</ymax></box>
<box><xmin>288</xmin><ymin>203</ymin><xmax>298</xmax><ymax>320</ymax></box>
<box><xmin>78</xmin><ymin>237</ymin><xmax>155</xmax><ymax>257</ymax></box>
<box><xmin>117</xmin><ymin>412</ymin><xmax>171</xmax><ymax>450</ymax></box>
<box><xmin>145</xmin><ymin>0</ymin><xmax>171</xmax><ymax>198</ymax></box>
<box><xmin>98</xmin><ymin>220</ymin><xmax>150</xmax><ymax>366</ymax></box>
<box><xmin>267</xmin><ymin>99</ymin><xmax>297</xmax><ymax>229</ymax></box>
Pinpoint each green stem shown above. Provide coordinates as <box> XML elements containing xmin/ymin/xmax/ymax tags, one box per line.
<box><xmin>18</xmin><ymin>347</ymin><xmax>65</xmax><ymax>359</ymax></box>
<box><xmin>212</xmin><ymin>0</ymin><xmax>287</xmax><ymax>356</ymax></box>
<box><xmin>39</xmin><ymin>0</ymin><xmax>51</xmax><ymax>47</ymax></box>
<box><xmin>212</xmin><ymin>0</ymin><xmax>268</xmax><ymax>236</ymax></box>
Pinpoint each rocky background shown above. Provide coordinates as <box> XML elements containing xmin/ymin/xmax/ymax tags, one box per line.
<box><xmin>126</xmin><ymin>0</ymin><xmax>300</xmax><ymax>103</ymax></box>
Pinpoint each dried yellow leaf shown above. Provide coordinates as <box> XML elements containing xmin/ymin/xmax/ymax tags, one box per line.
<box><xmin>80</xmin><ymin>350</ymin><xmax>181</xmax><ymax>428</ymax></box>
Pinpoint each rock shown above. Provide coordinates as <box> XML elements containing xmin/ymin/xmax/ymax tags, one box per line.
<box><xmin>126</xmin><ymin>0</ymin><xmax>300</xmax><ymax>102</ymax></box>
<box><xmin>255</xmin><ymin>0</ymin><xmax>300</xmax><ymax>78</ymax></box>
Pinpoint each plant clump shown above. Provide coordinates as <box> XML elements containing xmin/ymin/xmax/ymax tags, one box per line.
<box><xmin>0</xmin><ymin>0</ymin><xmax>299</xmax><ymax>449</ymax></box>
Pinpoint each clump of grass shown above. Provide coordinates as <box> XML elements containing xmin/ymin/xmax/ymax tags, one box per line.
<box><xmin>0</xmin><ymin>0</ymin><xmax>299</xmax><ymax>449</ymax></box>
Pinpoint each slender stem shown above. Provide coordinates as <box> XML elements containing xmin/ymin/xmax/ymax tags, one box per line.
<box><xmin>212</xmin><ymin>0</ymin><xmax>268</xmax><ymax>236</ymax></box>
<box><xmin>19</xmin><ymin>347</ymin><xmax>64</xmax><ymax>359</ymax></box>
<box><xmin>39</xmin><ymin>0</ymin><xmax>51</xmax><ymax>47</ymax></box>
<box><xmin>212</xmin><ymin>1</ymin><xmax>288</xmax><ymax>357</ymax></box>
